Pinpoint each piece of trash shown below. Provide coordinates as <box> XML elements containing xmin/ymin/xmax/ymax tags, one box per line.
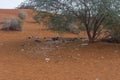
<box><xmin>80</xmin><ymin>43</ymin><xmax>88</xmax><ymax>46</ymax></box>
<box><xmin>45</xmin><ymin>58</ymin><xmax>50</xmax><ymax>62</ymax></box>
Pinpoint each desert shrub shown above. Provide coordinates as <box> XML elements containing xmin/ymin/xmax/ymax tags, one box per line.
<box><xmin>66</xmin><ymin>23</ymin><xmax>80</xmax><ymax>34</ymax></box>
<box><xmin>33</xmin><ymin>11</ymin><xmax>50</xmax><ymax>23</ymax></box>
<box><xmin>103</xmin><ymin>16</ymin><xmax>120</xmax><ymax>43</ymax></box>
<box><xmin>79</xmin><ymin>24</ymin><xmax>86</xmax><ymax>31</ymax></box>
<box><xmin>110</xmin><ymin>26</ymin><xmax>120</xmax><ymax>43</ymax></box>
<box><xmin>33</xmin><ymin>14</ymin><xmax>41</xmax><ymax>23</ymax></box>
<box><xmin>1</xmin><ymin>18</ymin><xmax>22</xmax><ymax>31</ymax></box>
<box><xmin>47</xmin><ymin>15</ymin><xmax>67</xmax><ymax>32</ymax></box>
<box><xmin>46</xmin><ymin>14</ymin><xmax>78</xmax><ymax>34</ymax></box>
<box><xmin>18</xmin><ymin>12</ymin><xmax>27</xmax><ymax>20</ymax></box>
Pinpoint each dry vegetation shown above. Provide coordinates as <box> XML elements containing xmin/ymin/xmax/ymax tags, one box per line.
<box><xmin>0</xmin><ymin>9</ymin><xmax>120</xmax><ymax>80</ymax></box>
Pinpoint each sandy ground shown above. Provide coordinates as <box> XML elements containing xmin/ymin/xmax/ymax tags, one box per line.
<box><xmin>0</xmin><ymin>9</ymin><xmax>120</xmax><ymax>80</ymax></box>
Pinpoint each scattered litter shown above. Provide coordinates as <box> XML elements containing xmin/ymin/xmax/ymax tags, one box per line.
<box><xmin>80</xmin><ymin>43</ymin><xmax>88</xmax><ymax>46</ymax></box>
<box><xmin>45</xmin><ymin>58</ymin><xmax>50</xmax><ymax>62</ymax></box>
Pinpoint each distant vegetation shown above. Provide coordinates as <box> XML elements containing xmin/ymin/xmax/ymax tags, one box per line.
<box><xmin>1</xmin><ymin>12</ymin><xmax>27</xmax><ymax>31</ymax></box>
<box><xmin>103</xmin><ymin>18</ymin><xmax>120</xmax><ymax>43</ymax></box>
<box><xmin>19</xmin><ymin>0</ymin><xmax>120</xmax><ymax>43</ymax></box>
<box><xmin>17</xmin><ymin>2</ymin><xmax>34</xmax><ymax>9</ymax></box>
<box><xmin>1</xmin><ymin>18</ymin><xmax>22</xmax><ymax>31</ymax></box>
<box><xmin>18</xmin><ymin>12</ymin><xmax>27</xmax><ymax>20</ymax></box>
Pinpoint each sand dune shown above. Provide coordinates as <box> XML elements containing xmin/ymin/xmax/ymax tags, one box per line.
<box><xmin>0</xmin><ymin>9</ymin><xmax>120</xmax><ymax>80</ymax></box>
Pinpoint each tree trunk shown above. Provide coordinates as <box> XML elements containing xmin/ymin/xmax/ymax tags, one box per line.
<box><xmin>89</xmin><ymin>37</ymin><xmax>95</xmax><ymax>43</ymax></box>
<box><xmin>86</xmin><ymin>29</ymin><xmax>95</xmax><ymax>43</ymax></box>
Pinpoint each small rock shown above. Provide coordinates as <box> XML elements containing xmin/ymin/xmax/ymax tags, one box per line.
<box><xmin>45</xmin><ymin>58</ymin><xmax>50</xmax><ymax>62</ymax></box>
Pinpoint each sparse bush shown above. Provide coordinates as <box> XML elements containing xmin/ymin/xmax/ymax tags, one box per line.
<box><xmin>110</xmin><ymin>26</ymin><xmax>120</xmax><ymax>43</ymax></box>
<box><xmin>1</xmin><ymin>18</ymin><xmax>22</xmax><ymax>31</ymax></box>
<box><xmin>66</xmin><ymin>23</ymin><xmax>80</xmax><ymax>34</ymax></box>
<box><xmin>33</xmin><ymin>14</ymin><xmax>41</xmax><ymax>23</ymax></box>
<box><xmin>46</xmin><ymin>14</ymin><xmax>78</xmax><ymax>34</ymax></box>
<box><xmin>103</xmin><ymin>17</ymin><xmax>120</xmax><ymax>43</ymax></box>
<box><xmin>46</xmin><ymin>15</ymin><xmax>68</xmax><ymax>33</ymax></box>
<box><xmin>18</xmin><ymin>12</ymin><xmax>27</xmax><ymax>20</ymax></box>
<box><xmin>33</xmin><ymin>11</ymin><xmax>50</xmax><ymax>23</ymax></box>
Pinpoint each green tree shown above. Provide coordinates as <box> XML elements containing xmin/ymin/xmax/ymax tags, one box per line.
<box><xmin>20</xmin><ymin>0</ymin><xmax>120</xmax><ymax>42</ymax></box>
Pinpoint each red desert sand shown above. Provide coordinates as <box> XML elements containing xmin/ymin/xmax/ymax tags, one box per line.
<box><xmin>0</xmin><ymin>9</ymin><xmax>120</xmax><ymax>80</ymax></box>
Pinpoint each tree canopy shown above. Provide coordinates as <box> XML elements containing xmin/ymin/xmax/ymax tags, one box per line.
<box><xmin>20</xmin><ymin>0</ymin><xmax>120</xmax><ymax>42</ymax></box>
